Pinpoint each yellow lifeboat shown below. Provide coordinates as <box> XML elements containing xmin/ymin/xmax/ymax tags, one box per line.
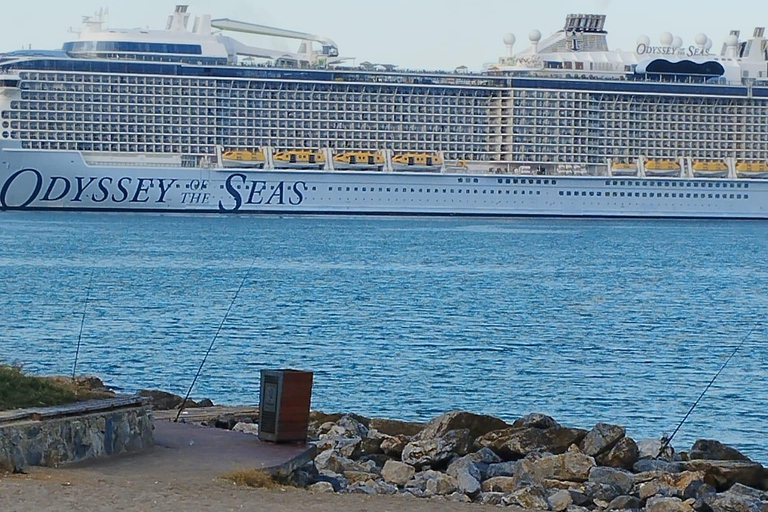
<box><xmin>222</xmin><ymin>149</ymin><xmax>266</xmax><ymax>169</ymax></box>
<box><xmin>611</xmin><ymin>160</ymin><xmax>638</xmax><ymax>177</ymax></box>
<box><xmin>736</xmin><ymin>161</ymin><xmax>768</xmax><ymax>179</ymax></box>
<box><xmin>333</xmin><ymin>150</ymin><xmax>385</xmax><ymax>171</ymax></box>
<box><xmin>692</xmin><ymin>160</ymin><xmax>729</xmax><ymax>178</ymax></box>
<box><xmin>392</xmin><ymin>152</ymin><xmax>444</xmax><ymax>172</ymax></box>
<box><xmin>645</xmin><ymin>159</ymin><xmax>682</xmax><ymax>177</ymax></box>
<box><xmin>273</xmin><ymin>149</ymin><xmax>326</xmax><ymax>169</ymax></box>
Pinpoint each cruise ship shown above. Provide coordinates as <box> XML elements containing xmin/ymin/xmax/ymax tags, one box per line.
<box><xmin>1</xmin><ymin>6</ymin><xmax>768</xmax><ymax>218</ymax></box>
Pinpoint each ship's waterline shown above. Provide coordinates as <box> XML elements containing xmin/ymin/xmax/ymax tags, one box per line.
<box><xmin>1</xmin><ymin>160</ymin><xmax>767</xmax><ymax>217</ymax></box>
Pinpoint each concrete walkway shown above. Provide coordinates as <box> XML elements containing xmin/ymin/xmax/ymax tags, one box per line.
<box><xmin>67</xmin><ymin>419</ymin><xmax>316</xmax><ymax>480</ymax></box>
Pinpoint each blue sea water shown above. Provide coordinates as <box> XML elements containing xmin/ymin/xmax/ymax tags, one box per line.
<box><xmin>0</xmin><ymin>211</ymin><xmax>766</xmax><ymax>461</ymax></box>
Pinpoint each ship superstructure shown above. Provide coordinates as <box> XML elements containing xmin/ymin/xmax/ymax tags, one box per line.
<box><xmin>0</xmin><ymin>6</ymin><xmax>767</xmax><ymax>217</ymax></box>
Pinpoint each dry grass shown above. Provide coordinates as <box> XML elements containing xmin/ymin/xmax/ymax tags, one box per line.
<box><xmin>221</xmin><ymin>469</ymin><xmax>285</xmax><ymax>489</ymax></box>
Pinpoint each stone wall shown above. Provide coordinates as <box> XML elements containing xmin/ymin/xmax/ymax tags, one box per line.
<box><xmin>0</xmin><ymin>402</ymin><xmax>153</xmax><ymax>472</ymax></box>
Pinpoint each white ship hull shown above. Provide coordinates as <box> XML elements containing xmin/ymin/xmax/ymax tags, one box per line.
<box><xmin>1</xmin><ymin>150</ymin><xmax>767</xmax><ymax>218</ymax></box>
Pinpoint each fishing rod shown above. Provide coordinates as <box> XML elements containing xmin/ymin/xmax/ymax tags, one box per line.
<box><xmin>175</xmin><ymin>260</ymin><xmax>256</xmax><ymax>422</ymax></box>
<box><xmin>657</xmin><ymin>316</ymin><xmax>764</xmax><ymax>457</ymax></box>
<box><xmin>72</xmin><ymin>271</ymin><xmax>94</xmax><ymax>384</ymax></box>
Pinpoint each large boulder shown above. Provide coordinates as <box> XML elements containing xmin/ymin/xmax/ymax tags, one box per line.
<box><xmin>588</xmin><ymin>467</ymin><xmax>634</xmax><ymax>495</ymax></box>
<box><xmin>401</xmin><ymin>429</ymin><xmax>473</xmax><ymax>468</ymax></box>
<box><xmin>681</xmin><ymin>460</ymin><xmax>766</xmax><ymax>491</ymax></box>
<box><xmin>637</xmin><ymin>471</ymin><xmax>709</xmax><ymax>500</ymax></box>
<box><xmin>689</xmin><ymin>440</ymin><xmax>752</xmax><ymax>462</ymax></box>
<box><xmin>580</xmin><ymin>423</ymin><xmax>626</xmax><ymax>457</ymax></box>
<box><xmin>368</xmin><ymin>418</ymin><xmax>425</xmax><ymax>437</ymax></box>
<box><xmin>705</xmin><ymin>490</ymin><xmax>763</xmax><ymax>512</ymax></box>
<box><xmin>476</xmin><ymin>427</ymin><xmax>588</xmax><ymax>460</ymax></box>
<box><xmin>533</xmin><ymin>451</ymin><xmax>596</xmax><ymax>482</ymax></box>
<box><xmin>380</xmin><ymin>460</ymin><xmax>415</xmax><ymax>487</ymax></box>
<box><xmin>597</xmin><ymin>437</ymin><xmax>640</xmax><ymax>471</ymax></box>
<box><xmin>416</xmin><ymin>411</ymin><xmax>508</xmax><ymax>441</ymax></box>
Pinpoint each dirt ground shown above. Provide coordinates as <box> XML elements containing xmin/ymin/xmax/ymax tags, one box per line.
<box><xmin>0</xmin><ymin>467</ymin><xmax>497</xmax><ymax>512</ymax></box>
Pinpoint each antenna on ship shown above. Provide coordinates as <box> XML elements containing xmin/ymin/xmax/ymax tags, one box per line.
<box><xmin>174</xmin><ymin>260</ymin><xmax>256</xmax><ymax>422</ymax></box>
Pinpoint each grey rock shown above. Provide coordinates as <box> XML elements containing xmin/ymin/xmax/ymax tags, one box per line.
<box><xmin>634</xmin><ymin>459</ymin><xmax>685</xmax><ymax>474</ymax></box>
<box><xmin>549</xmin><ymin>489</ymin><xmax>575</xmax><ymax>512</ymax></box>
<box><xmin>485</xmin><ymin>460</ymin><xmax>518</xmax><ymax>479</ymax></box>
<box><xmin>346</xmin><ymin>483</ymin><xmax>378</xmax><ymax>495</ymax></box>
<box><xmin>416</xmin><ymin>411</ymin><xmax>508</xmax><ymax>441</ymax></box>
<box><xmin>589</xmin><ymin>467</ymin><xmax>634</xmax><ymax>495</ymax></box>
<box><xmin>381</xmin><ymin>460</ymin><xmax>416</xmax><ymax>487</ymax></box>
<box><xmin>533</xmin><ymin>451</ymin><xmax>596</xmax><ymax>482</ymax></box>
<box><xmin>455</xmin><ymin>468</ymin><xmax>481</xmax><ymax>497</ymax></box>
<box><xmin>424</xmin><ymin>471</ymin><xmax>458</xmax><ymax>496</ymax></box>
<box><xmin>369</xmin><ymin>480</ymin><xmax>399</xmax><ymax>495</ymax></box>
<box><xmin>309</xmin><ymin>481</ymin><xmax>336</xmax><ymax>493</ymax></box>
<box><xmin>336</xmin><ymin>415</ymin><xmax>369</xmax><ymax>439</ymax></box>
<box><xmin>477</xmin><ymin>426</ymin><xmax>588</xmax><ymax>460</ymax></box>
<box><xmin>597</xmin><ymin>437</ymin><xmax>640</xmax><ymax>471</ymax></box>
<box><xmin>637</xmin><ymin>438</ymin><xmax>675</xmax><ymax>461</ymax></box>
<box><xmin>705</xmin><ymin>492</ymin><xmax>762</xmax><ymax>512</ymax></box>
<box><xmin>315</xmin><ymin>450</ymin><xmax>347</xmax><ymax>474</ymax></box>
<box><xmin>447</xmin><ymin>456</ymin><xmax>481</xmax><ymax>481</ymax></box>
<box><xmin>232</xmin><ymin>422</ymin><xmax>259</xmax><ymax>436</ymax></box>
<box><xmin>580</xmin><ymin>423</ymin><xmax>626</xmax><ymax>457</ymax></box>
<box><xmin>401</xmin><ymin>429</ymin><xmax>472</xmax><ymax>468</ymax></box>
<box><xmin>569</xmin><ymin>489</ymin><xmax>592</xmax><ymax>506</ymax></box>
<box><xmin>585</xmin><ymin>482</ymin><xmax>624</xmax><ymax>503</ymax></box>
<box><xmin>689</xmin><ymin>440</ymin><xmax>751</xmax><ymax>462</ymax></box>
<box><xmin>478</xmin><ymin>492</ymin><xmax>506</xmax><ymax>506</ymax></box>
<box><xmin>726</xmin><ymin>484</ymin><xmax>765</xmax><ymax>500</ymax></box>
<box><xmin>513</xmin><ymin>413</ymin><xmax>561</xmax><ymax>430</ymax></box>
<box><xmin>467</xmin><ymin>447</ymin><xmax>503</xmax><ymax>465</ymax></box>
<box><xmin>607</xmin><ymin>495</ymin><xmax>642</xmax><ymax>510</ymax></box>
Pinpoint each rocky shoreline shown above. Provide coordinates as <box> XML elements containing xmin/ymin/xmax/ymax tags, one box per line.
<box><xmin>149</xmin><ymin>392</ymin><xmax>768</xmax><ymax>512</ymax></box>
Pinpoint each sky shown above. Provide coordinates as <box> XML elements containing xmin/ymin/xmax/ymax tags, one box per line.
<box><xmin>1</xmin><ymin>0</ymin><xmax>767</xmax><ymax>70</ymax></box>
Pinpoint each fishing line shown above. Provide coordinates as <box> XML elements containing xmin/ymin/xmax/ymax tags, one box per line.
<box><xmin>658</xmin><ymin>315</ymin><xmax>764</xmax><ymax>457</ymax></box>
<box><xmin>72</xmin><ymin>271</ymin><xmax>94</xmax><ymax>383</ymax></box>
<box><xmin>175</xmin><ymin>260</ymin><xmax>256</xmax><ymax>422</ymax></box>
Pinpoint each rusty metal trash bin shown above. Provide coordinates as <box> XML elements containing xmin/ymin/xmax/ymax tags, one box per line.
<box><xmin>259</xmin><ymin>369</ymin><xmax>314</xmax><ymax>443</ymax></box>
